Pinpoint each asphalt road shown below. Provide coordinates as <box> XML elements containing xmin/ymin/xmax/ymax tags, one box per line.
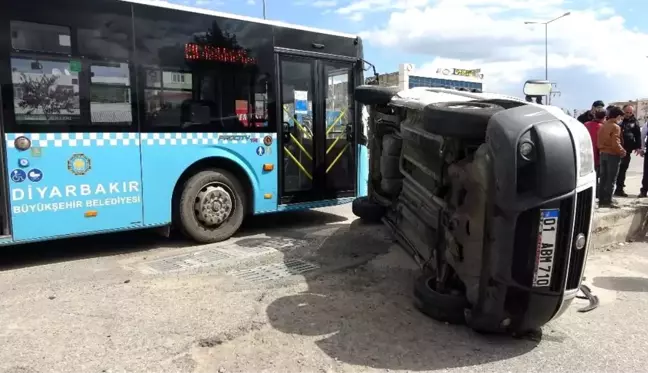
<box><xmin>0</xmin><ymin>204</ymin><xmax>647</xmax><ymax>373</ymax></box>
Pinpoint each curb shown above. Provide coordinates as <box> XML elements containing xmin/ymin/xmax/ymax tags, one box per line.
<box><xmin>591</xmin><ymin>203</ymin><xmax>648</xmax><ymax>248</ymax></box>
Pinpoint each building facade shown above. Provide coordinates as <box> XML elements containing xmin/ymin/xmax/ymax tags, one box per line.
<box><xmin>609</xmin><ymin>99</ymin><xmax>648</xmax><ymax>122</ymax></box>
<box><xmin>369</xmin><ymin>63</ymin><xmax>484</xmax><ymax>92</ymax></box>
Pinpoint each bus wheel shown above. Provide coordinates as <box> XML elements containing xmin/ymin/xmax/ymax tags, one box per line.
<box><xmin>178</xmin><ymin>169</ymin><xmax>246</xmax><ymax>243</ymax></box>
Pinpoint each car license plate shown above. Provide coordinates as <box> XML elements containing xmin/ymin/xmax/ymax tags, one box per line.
<box><xmin>533</xmin><ymin>208</ymin><xmax>559</xmax><ymax>288</ymax></box>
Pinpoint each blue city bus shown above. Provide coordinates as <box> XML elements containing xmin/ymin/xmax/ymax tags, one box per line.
<box><xmin>0</xmin><ymin>0</ymin><xmax>368</xmax><ymax>244</ymax></box>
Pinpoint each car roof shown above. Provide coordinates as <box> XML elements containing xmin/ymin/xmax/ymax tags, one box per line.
<box><xmin>393</xmin><ymin>87</ymin><xmax>580</xmax><ymax>128</ymax></box>
<box><xmin>395</xmin><ymin>87</ymin><xmax>528</xmax><ymax>106</ymax></box>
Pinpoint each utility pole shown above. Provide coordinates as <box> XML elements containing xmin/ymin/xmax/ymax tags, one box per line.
<box><xmin>525</xmin><ymin>12</ymin><xmax>570</xmax><ymax>105</ymax></box>
<box><xmin>544</xmin><ymin>24</ymin><xmax>548</xmax><ymax>81</ymax></box>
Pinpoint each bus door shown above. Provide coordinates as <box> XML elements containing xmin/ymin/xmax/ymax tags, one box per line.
<box><xmin>277</xmin><ymin>53</ymin><xmax>357</xmax><ymax>204</ymax></box>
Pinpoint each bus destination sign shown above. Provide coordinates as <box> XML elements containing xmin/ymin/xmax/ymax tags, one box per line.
<box><xmin>185</xmin><ymin>43</ymin><xmax>257</xmax><ymax>65</ymax></box>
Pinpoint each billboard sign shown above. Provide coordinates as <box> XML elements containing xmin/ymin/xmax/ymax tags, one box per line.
<box><xmin>436</xmin><ymin>68</ymin><xmax>484</xmax><ymax>80</ymax></box>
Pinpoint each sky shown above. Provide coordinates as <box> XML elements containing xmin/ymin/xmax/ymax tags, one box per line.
<box><xmin>165</xmin><ymin>0</ymin><xmax>648</xmax><ymax>111</ymax></box>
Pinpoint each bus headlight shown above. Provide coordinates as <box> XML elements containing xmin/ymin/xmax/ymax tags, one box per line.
<box><xmin>576</xmin><ymin>128</ymin><xmax>594</xmax><ymax>177</ymax></box>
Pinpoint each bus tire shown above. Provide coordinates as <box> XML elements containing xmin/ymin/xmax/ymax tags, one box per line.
<box><xmin>423</xmin><ymin>101</ymin><xmax>504</xmax><ymax>139</ymax></box>
<box><xmin>178</xmin><ymin>169</ymin><xmax>246</xmax><ymax>243</ymax></box>
<box><xmin>352</xmin><ymin>196</ymin><xmax>384</xmax><ymax>223</ymax></box>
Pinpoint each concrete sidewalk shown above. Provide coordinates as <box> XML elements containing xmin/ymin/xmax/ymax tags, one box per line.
<box><xmin>591</xmin><ymin>155</ymin><xmax>648</xmax><ymax>248</ymax></box>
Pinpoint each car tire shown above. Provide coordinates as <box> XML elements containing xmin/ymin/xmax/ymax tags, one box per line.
<box><xmin>178</xmin><ymin>169</ymin><xmax>246</xmax><ymax>243</ymax></box>
<box><xmin>380</xmin><ymin>178</ymin><xmax>402</xmax><ymax>195</ymax></box>
<box><xmin>352</xmin><ymin>196</ymin><xmax>385</xmax><ymax>223</ymax></box>
<box><xmin>382</xmin><ymin>134</ymin><xmax>402</xmax><ymax>156</ymax></box>
<box><xmin>355</xmin><ymin>85</ymin><xmax>399</xmax><ymax>106</ymax></box>
<box><xmin>413</xmin><ymin>273</ymin><xmax>469</xmax><ymax>325</ymax></box>
<box><xmin>423</xmin><ymin>101</ymin><xmax>504</xmax><ymax>139</ymax></box>
<box><xmin>380</xmin><ymin>154</ymin><xmax>401</xmax><ymax>179</ymax></box>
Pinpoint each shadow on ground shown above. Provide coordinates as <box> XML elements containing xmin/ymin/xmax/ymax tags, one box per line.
<box><xmin>0</xmin><ymin>209</ymin><xmax>348</xmax><ymax>272</ymax></box>
<box><xmin>261</xmin><ymin>219</ymin><xmax>540</xmax><ymax>371</ymax></box>
<box><xmin>593</xmin><ymin>276</ymin><xmax>648</xmax><ymax>292</ymax></box>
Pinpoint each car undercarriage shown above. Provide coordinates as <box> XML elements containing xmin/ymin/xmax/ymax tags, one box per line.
<box><xmin>353</xmin><ymin>85</ymin><xmax>596</xmax><ymax>334</ymax></box>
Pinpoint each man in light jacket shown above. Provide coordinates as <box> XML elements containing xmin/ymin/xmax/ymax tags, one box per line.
<box><xmin>598</xmin><ymin>106</ymin><xmax>626</xmax><ymax>207</ymax></box>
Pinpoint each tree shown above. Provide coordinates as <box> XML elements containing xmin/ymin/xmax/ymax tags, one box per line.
<box><xmin>16</xmin><ymin>73</ymin><xmax>77</xmax><ymax>121</ymax></box>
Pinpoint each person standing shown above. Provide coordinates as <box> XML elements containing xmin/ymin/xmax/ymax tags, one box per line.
<box><xmin>584</xmin><ymin>110</ymin><xmax>606</xmax><ymax>197</ymax></box>
<box><xmin>606</xmin><ymin>105</ymin><xmax>617</xmax><ymax>116</ymax></box>
<box><xmin>614</xmin><ymin>105</ymin><xmax>641</xmax><ymax>197</ymax></box>
<box><xmin>598</xmin><ymin>107</ymin><xmax>626</xmax><ymax>207</ymax></box>
<box><xmin>638</xmin><ymin>119</ymin><xmax>648</xmax><ymax>197</ymax></box>
<box><xmin>577</xmin><ymin>100</ymin><xmax>605</xmax><ymax>124</ymax></box>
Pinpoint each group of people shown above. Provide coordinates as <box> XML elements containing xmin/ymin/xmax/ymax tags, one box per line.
<box><xmin>578</xmin><ymin>101</ymin><xmax>645</xmax><ymax>207</ymax></box>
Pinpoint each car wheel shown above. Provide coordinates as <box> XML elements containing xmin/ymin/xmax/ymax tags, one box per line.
<box><xmin>380</xmin><ymin>178</ymin><xmax>403</xmax><ymax>196</ymax></box>
<box><xmin>380</xmin><ymin>154</ymin><xmax>401</xmax><ymax>179</ymax></box>
<box><xmin>352</xmin><ymin>196</ymin><xmax>385</xmax><ymax>223</ymax></box>
<box><xmin>413</xmin><ymin>273</ymin><xmax>469</xmax><ymax>325</ymax></box>
<box><xmin>178</xmin><ymin>169</ymin><xmax>246</xmax><ymax>243</ymax></box>
<box><xmin>423</xmin><ymin>101</ymin><xmax>504</xmax><ymax>139</ymax></box>
<box><xmin>356</xmin><ymin>85</ymin><xmax>399</xmax><ymax>106</ymax></box>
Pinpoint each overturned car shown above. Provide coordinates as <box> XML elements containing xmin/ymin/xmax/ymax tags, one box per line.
<box><xmin>352</xmin><ymin>85</ymin><xmax>596</xmax><ymax>334</ymax></box>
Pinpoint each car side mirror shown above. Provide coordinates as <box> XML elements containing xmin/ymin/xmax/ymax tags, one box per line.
<box><xmin>523</xmin><ymin>80</ymin><xmax>552</xmax><ymax>97</ymax></box>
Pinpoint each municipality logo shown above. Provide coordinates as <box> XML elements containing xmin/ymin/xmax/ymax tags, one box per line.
<box><xmin>68</xmin><ymin>154</ymin><xmax>92</xmax><ymax>175</ymax></box>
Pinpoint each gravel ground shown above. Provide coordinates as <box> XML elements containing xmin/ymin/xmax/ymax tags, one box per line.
<box><xmin>0</xmin><ymin>204</ymin><xmax>647</xmax><ymax>373</ymax></box>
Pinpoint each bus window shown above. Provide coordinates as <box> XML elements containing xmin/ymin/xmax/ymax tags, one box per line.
<box><xmin>10</xmin><ymin>57</ymin><xmax>81</xmax><ymax>124</ymax></box>
<box><xmin>90</xmin><ymin>62</ymin><xmax>132</xmax><ymax>125</ymax></box>
<box><xmin>78</xmin><ymin>27</ymin><xmax>131</xmax><ymax>61</ymax></box>
<box><xmin>133</xmin><ymin>7</ymin><xmax>275</xmax><ymax>133</ymax></box>
<box><xmin>8</xmin><ymin>18</ymin><xmax>136</xmax><ymax>128</ymax></box>
<box><xmin>196</xmin><ymin>68</ymin><xmax>260</xmax><ymax>131</ymax></box>
<box><xmin>9</xmin><ymin>21</ymin><xmax>81</xmax><ymax>125</ymax></box>
<box><xmin>143</xmin><ymin>59</ymin><xmax>266</xmax><ymax>131</ymax></box>
<box><xmin>144</xmin><ymin>68</ymin><xmax>194</xmax><ymax>127</ymax></box>
<box><xmin>11</xmin><ymin>21</ymin><xmax>71</xmax><ymax>55</ymax></box>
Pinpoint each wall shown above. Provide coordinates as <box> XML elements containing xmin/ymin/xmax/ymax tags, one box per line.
<box><xmin>369</xmin><ymin>63</ymin><xmax>484</xmax><ymax>91</ymax></box>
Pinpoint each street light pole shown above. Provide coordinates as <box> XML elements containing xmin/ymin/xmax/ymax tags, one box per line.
<box><xmin>262</xmin><ymin>0</ymin><xmax>266</xmax><ymax>19</ymax></box>
<box><xmin>525</xmin><ymin>12</ymin><xmax>570</xmax><ymax>103</ymax></box>
<box><xmin>544</xmin><ymin>23</ymin><xmax>548</xmax><ymax>80</ymax></box>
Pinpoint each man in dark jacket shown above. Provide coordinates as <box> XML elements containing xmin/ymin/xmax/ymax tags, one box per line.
<box><xmin>577</xmin><ymin>100</ymin><xmax>605</xmax><ymax>124</ymax></box>
<box><xmin>614</xmin><ymin>104</ymin><xmax>641</xmax><ymax>196</ymax></box>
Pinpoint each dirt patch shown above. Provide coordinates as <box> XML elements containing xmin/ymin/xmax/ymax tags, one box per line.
<box><xmin>197</xmin><ymin>320</ymin><xmax>267</xmax><ymax>347</ymax></box>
